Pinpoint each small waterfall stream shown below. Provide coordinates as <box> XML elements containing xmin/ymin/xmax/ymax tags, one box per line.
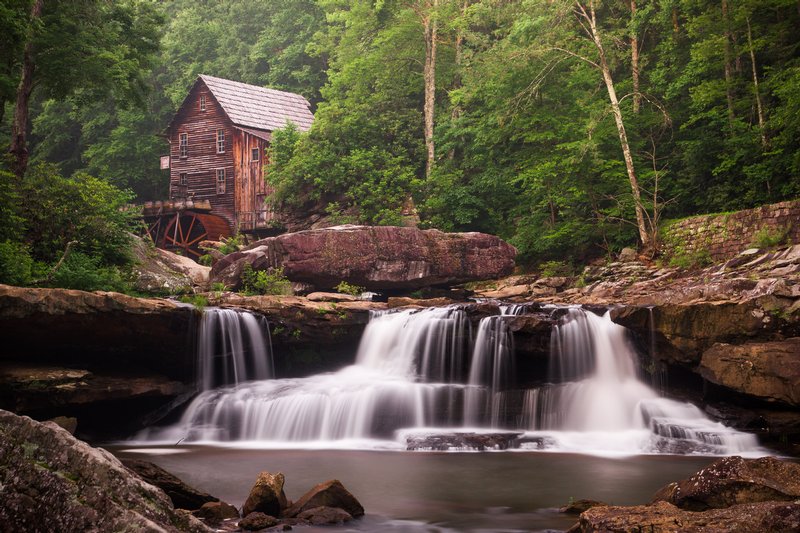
<box><xmin>138</xmin><ymin>304</ymin><xmax>761</xmax><ymax>455</ymax></box>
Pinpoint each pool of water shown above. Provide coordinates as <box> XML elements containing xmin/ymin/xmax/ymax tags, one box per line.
<box><xmin>111</xmin><ymin>446</ymin><xmax>719</xmax><ymax>532</ymax></box>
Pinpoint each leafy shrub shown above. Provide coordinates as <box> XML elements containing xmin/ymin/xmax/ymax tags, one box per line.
<box><xmin>538</xmin><ymin>260</ymin><xmax>574</xmax><ymax>277</ymax></box>
<box><xmin>667</xmin><ymin>248</ymin><xmax>712</xmax><ymax>270</ymax></box>
<box><xmin>217</xmin><ymin>234</ymin><xmax>245</xmax><ymax>255</ymax></box>
<box><xmin>335</xmin><ymin>281</ymin><xmax>364</xmax><ymax>296</ymax></box>
<box><xmin>241</xmin><ymin>264</ymin><xmax>292</xmax><ymax>295</ymax></box>
<box><xmin>197</xmin><ymin>254</ymin><xmax>214</xmax><ymax>266</ymax></box>
<box><xmin>750</xmin><ymin>225</ymin><xmax>790</xmax><ymax>249</ymax></box>
<box><xmin>0</xmin><ymin>240</ymin><xmax>35</xmax><ymax>286</ymax></box>
<box><xmin>49</xmin><ymin>252</ymin><xmax>132</xmax><ymax>292</ymax></box>
<box><xmin>179</xmin><ymin>294</ymin><xmax>208</xmax><ymax>310</ymax></box>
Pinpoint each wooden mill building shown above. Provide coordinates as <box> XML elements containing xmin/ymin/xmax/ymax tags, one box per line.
<box><xmin>154</xmin><ymin>75</ymin><xmax>313</xmax><ymax>254</ymax></box>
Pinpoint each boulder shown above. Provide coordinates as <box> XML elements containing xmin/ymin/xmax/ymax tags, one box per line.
<box><xmin>651</xmin><ymin>456</ymin><xmax>800</xmax><ymax>511</ymax></box>
<box><xmin>238</xmin><ymin>512</ymin><xmax>279</xmax><ymax>531</ymax></box>
<box><xmin>576</xmin><ymin>499</ymin><xmax>800</xmax><ymax>533</ymax></box>
<box><xmin>0</xmin><ymin>410</ymin><xmax>209</xmax><ymax>532</ymax></box>
<box><xmin>193</xmin><ymin>501</ymin><xmax>239</xmax><ymax>525</ymax></box>
<box><xmin>297</xmin><ymin>506</ymin><xmax>353</xmax><ymax>525</ymax></box>
<box><xmin>131</xmin><ymin>234</ymin><xmax>209</xmax><ymax>293</ymax></box>
<box><xmin>699</xmin><ymin>339</ymin><xmax>800</xmax><ymax>406</ymax></box>
<box><xmin>405</xmin><ymin>431</ymin><xmax>523</xmax><ymax>451</ymax></box>
<box><xmin>122</xmin><ymin>458</ymin><xmax>219</xmax><ymax>511</ymax></box>
<box><xmin>618</xmin><ymin>247</ymin><xmax>638</xmax><ymax>262</ymax></box>
<box><xmin>242</xmin><ymin>471</ymin><xmax>288</xmax><ymax>517</ymax></box>
<box><xmin>283</xmin><ymin>479</ymin><xmax>364</xmax><ymax>519</ymax></box>
<box><xmin>211</xmin><ymin>225</ymin><xmax>516</xmax><ymax>291</ymax></box>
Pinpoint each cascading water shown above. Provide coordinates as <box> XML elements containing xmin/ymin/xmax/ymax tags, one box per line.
<box><xmin>138</xmin><ymin>304</ymin><xmax>761</xmax><ymax>455</ymax></box>
<box><xmin>519</xmin><ymin>308</ymin><xmax>760</xmax><ymax>455</ymax></box>
<box><xmin>197</xmin><ymin>308</ymin><xmax>274</xmax><ymax>390</ymax></box>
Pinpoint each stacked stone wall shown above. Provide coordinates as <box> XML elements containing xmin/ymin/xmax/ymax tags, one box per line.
<box><xmin>661</xmin><ymin>200</ymin><xmax>800</xmax><ymax>262</ymax></box>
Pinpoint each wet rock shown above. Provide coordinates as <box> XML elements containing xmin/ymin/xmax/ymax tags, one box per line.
<box><xmin>238</xmin><ymin>512</ymin><xmax>279</xmax><ymax>530</ymax></box>
<box><xmin>577</xmin><ymin>499</ymin><xmax>800</xmax><ymax>533</ymax></box>
<box><xmin>122</xmin><ymin>458</ymin><xmax>219</xmax><ymax>511</ymax></box>
<box><xmin>387</xmin><ymin>296</ymin><xmax>457</xmax><ymax>308</ymax></box>
<box><xmin>651</xmin><ymin>455</ymin><xmax>800</xmax><ymax>511</ymax></box>
<box><xmin>405</xmin><ymin>432</ymin><xmax>523</xmax><ymax>451</ymax></box>
<box><xmin>193</xmin><ymin>501</ymin><xmax>240</xmax><ymax>525</ymax></box>
<box><xmin>699</xmin><ymin>339</ymin><xmax>800</xmax><ymax>406</ymax></box>
<box><xmin>242</xmin><ymin>471</ymin><xmax>288</xmax><ymax>518</ymax></box>
<box><xmin>0</xmin><ymin>409</ymin><xmax>210</xmax><ymax>532</ymax></box>
<box><xmin>211</xmin><ymin>225</ymin><xmax>516</xmax><ymax>291</ymax></box>
<box><xmin>283</xmin><ymin>479</ymin><xmax>364</xmax><ymax>519</ymax></box>
<box><xmin>560</xmin><ymin>499</ymin><xmax>606</xmax><ymax>515</ymax></box>
<box><xmin>297</xmin><ymin>506</ymin><xmax>353</xmax><ymax>525</ymax></box>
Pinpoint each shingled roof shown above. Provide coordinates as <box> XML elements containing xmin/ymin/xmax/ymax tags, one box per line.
<box><xmin>199</xmin><ymin>74</ymin><xmax>314</xmax><ymax>133</ymax></box>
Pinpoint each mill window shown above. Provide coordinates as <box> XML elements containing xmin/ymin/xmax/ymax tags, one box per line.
<box><xmin>179</xmin><ymin>133</ymin><xmax>188</xmax><ymax>158</ymax></box>
<box><xmin>252</xmin><ymin>147</ymin><xmax>260</xmax><ymax>162</ymax></box>
<box><xmin>216</xmin><ymin>168</ymin><xmax>226</xmax><ymax>194</ymax></box>
<box><xmin>216</xmin><ymin>129</ymin><xmax>225</xmax><ymax>154</ymax></box>
<box><xmin>199</xmin><ymin>95</ymin><xmax>206</xmax><ymax>111</ymax></box>
<box><xmin>179</xmin><ymin>172</ymin><xmax>187</xmax><ymax>186</ymax></box>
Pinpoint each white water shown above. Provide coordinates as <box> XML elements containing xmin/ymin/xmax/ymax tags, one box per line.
<box><xmin>137</xmin><ymin>305</ymin><xmax>762</xmax><ymax>456</ymax></box>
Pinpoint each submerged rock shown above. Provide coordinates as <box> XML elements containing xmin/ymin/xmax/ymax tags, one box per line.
<box><xmin>405</xmin><ymin>431</ymin><xmax>523</xmax><ymax>451</ymax></box>
<box><xmin>193</xmin><ymin>501</ymin><xmax>239</xmax><ymax>525</ymax></box>
<box><xmin>297</xmin><ymin>506</ymin><xmax>353</xmax><ymax>525</ymax></box>
<box><xmin>283</xmin><ymin>479</ymin><xmax>364</xmax><ymax>519</ymax></box>
<box><xmin>242</xmin><ymin>471</ymin><xmax>288</xmax><ymax>517</ymax></box>
<box><xmin>211</xmin><ymin>225</ymin><xmax>516</xmax><ymax>291</ymax></box>
<box><xmin>238</xmin><ymin>512</ymin><xmax>279</xmax><ymax>530</ymax></box>
<box><xmin>651</xmin><ymin>455</ymin><xmax>800</xmax><ymax>511</ymax></box>
<box><xmin>560</xmin><ymin>499</ymin><xmax>607</xmax><ymax>515</ymax></box>
<box><xmin>0</xmin><ymin>409</ymin><xmax>209</xmax><ymax>532</ymax></box>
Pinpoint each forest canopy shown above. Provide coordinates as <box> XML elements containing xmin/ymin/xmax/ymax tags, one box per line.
<box><xmin>2</xmin><ymin>0</ymin><xmax>799</xmax><ymax>282</ymax></box>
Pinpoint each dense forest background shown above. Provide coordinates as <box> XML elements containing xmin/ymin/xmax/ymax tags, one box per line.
<box><xmin>1</xmin><ymin>0</ymin><xmax>799</xmax><ymax>288</ymax></box>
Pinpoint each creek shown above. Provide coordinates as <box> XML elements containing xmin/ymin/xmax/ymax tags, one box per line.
<box><xmin>116</xmin><ymin>304</ymin><xmax>768</xmax><ymax>530</ymax></box>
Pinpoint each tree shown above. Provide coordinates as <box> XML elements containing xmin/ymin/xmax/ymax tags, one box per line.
<box><xmin>7</xmin><ymin>0</ymin><xmax>162</xmax><ymax>178</ymax></box>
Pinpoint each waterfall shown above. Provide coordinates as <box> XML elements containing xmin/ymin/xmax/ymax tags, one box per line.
<box><xmin>463</xmin><ymin>316</ymin><xmax>514</xmax><ymax>426</ymax></box>
<box><xmin>197</xmin><ymin>308</ymin><xmax>274</xmax><ymax>390</ymax></box>
<box><xmin>519</xmin><ymin>308</ymin><xmax>760</xmax><ymax>454</ymax></box>
<box><xmin>137</xmin><ymin>304</ymin><xmax>761</xmax><ymax>455</ymax></box>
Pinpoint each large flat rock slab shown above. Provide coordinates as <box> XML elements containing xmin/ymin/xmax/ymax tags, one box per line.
<box><xmin>211</xmin><ymin>225</ymin><xmax>516</xmax><ymax>291</ymax></box>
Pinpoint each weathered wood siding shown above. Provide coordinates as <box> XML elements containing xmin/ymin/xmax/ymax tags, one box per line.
<box><xmin>168</xmin><ymin>83</ymin><xmax>236</xmax><ymax>230</ymax></box>
<box><xmin>233</xmin><ymin>130</ymin><xmax>275</xmax><ymax>229</ymax></box>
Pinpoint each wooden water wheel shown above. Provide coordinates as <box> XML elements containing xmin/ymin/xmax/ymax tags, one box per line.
<box><xmin>143</xmin><ymin>207</ymin><xmax>231</xmax><ymax>260</ymax></box>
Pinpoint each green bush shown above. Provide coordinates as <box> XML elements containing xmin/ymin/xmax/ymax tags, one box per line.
<box><xmin>179</xmin><ymin>293</ymin><xmax>208</xmax><ymax>310</ymax></box>
<box><xmin>198</xmin><ymin>254</ymin><xmax>214</xmax><ymax>266</ymax></box>
<box><xmin>241</xmin><ymin>264</ymin><xmax>293</xmax><ymax>295</ymax></box>
<box><xmin>750</xmin><ymin>225</ymin><xmax>790</xmax><ymax>249</ymax></box>
<box><xmin>49</xmin><ymin>252</ymin><xmax>132</xmax><ymax>292</ymax></box>
<box><xmin>0</xmin><ymin>240</ymin><xmax>35</xmax><ymax>286</ymax></box>
<box><xmin>217</xmin><ymin>234</ymin><xmax>245</xmax><ymax>255</ymax></box>
<box><xmin>335</xmin><ymin>281</ymin><xmax>365</xmax><ymax>296</ymax></box>
<box><xmin>667</xmin><ymin>248</ymin><xmax>713</xmax><ymax>270</ymax></box>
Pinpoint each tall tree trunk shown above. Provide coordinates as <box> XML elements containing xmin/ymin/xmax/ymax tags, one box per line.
<box><xmin>449</xmin><ymin>0</ymin><xmax>468</xmax><ymax>161</ymax></box>
<box><xmin>423</xmin><ymin>0</ymin><xmax>438</xmax><ymax>179</ymax></box>
<box><xmin>745</xmin><ymin>16</ymin><xmax>767</xmax><ymax>149</ymax></box>
<box><xmin>631</xmin><ymin>0</ymin><xmax>641</xmax><ymax>113</ymax></box>
<box><xmin>721</xmin><ymin>0</ymin><xmax>736</xmax><ymax>127</ymax></box>
<box><xmin>582</xmin><ymin>0</ymin><xmax>650</xmax><ymax>249</ymax></box>
<box><xmin>9</xmin><ymin>0</ymin><xmax>44</xmax><ymax>179</ymax></box>
<box><xmin>672</xmin><ymin>6</ymin><xmax>679</xmax><ymax>33</ymax></box>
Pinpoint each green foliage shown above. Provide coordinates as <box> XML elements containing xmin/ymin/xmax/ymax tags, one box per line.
<box><xmin>335</xmin><ymin>281</ymin><xmax>365</xmax><ymax>296</ymax></box>
<box><xmin>210</xmin><ymin>282</ymin><xmax>228</xmax><ymax>294</ymax></box>
<box><xmin>179</xmin><ymin>293</ymin><xmax>208</xmax><ymax>310</ymax></box>
<box><xmin>538</xmin><ymin>261</ymin><xmax>574</xmax><ymax>278</ymax></box>
<box><xmin>668</xmin><ymin>249</ymin><xmax>713</xmax><ymax>270</ymax></box>
<box><xmin>197</xmin><ymin>254</ymin><xmax>214</xmax><ymax>266</ymax></box>
<box><xmin>217</xmin><ymin>234</ymin><xmax>245</xmax><ymax>255</ymax></box>
<box><xmin>18</xmin><ymin>163</ymin><xmax>138</xmax><ymax>265</ymax></box>
<box><xmin>240</xmin><ymin>264</ymin><xmax>293</xmax><ymax>296</ymax></box>
<box><xmin>48</xmin><ymin>252</ymin><xmax>132</xmax><ymax>293</ymax></box>
<box><xmin>750</xmin><ymin>225</ymin><xmax>791</xmax><ymax>249</ymax></box>
<box><xmin>0</xmin><ymin>240</ymin><xmax>35</xmax><ymax>286</ymax></box>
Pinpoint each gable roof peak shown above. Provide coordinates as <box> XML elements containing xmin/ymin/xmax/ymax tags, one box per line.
<box><xmin>198</xmin><ymin>74</ymin><xmax>314</xmax><ymax>133</ymax></box>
